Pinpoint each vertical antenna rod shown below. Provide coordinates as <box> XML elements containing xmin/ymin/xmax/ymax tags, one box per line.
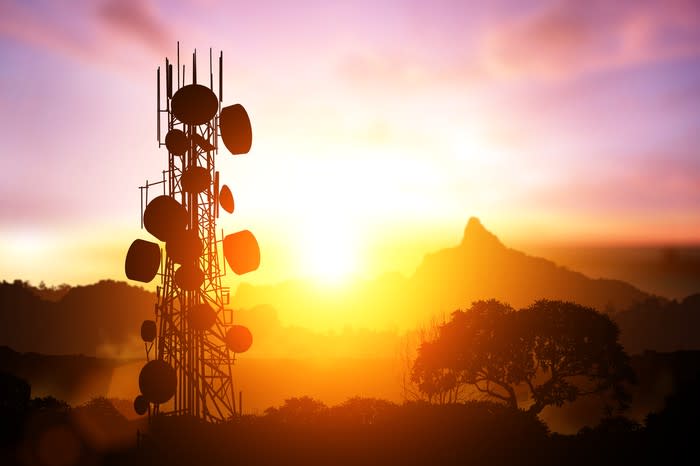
<box><xmin>166</xmin><ymin>58</ymin><xmax>173</xmax><ymax>99</ymax></box>
<box><xmin>156</xmin><ymin>67</ymin><xmax>161</xmax><ymax>142</ymax></box>
<box><xmin>193</xmin><ymin>49</ymin><xmax>197</xmax><ymax>85</ymax></box>
<box><xmin>219</xmin><ymin>52</ymin><xmax>223</xmax><ymax>103</ymax></box>
<box><xmin>210</xmin><ymin>48</ymin><xmax>213</xmax><ymax>91</ymax></box>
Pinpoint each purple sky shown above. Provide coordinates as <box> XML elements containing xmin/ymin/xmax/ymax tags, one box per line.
<box><xmin>1</xmin><ymin>0</ymin><xmax>699</xmax><ymax>285</ymax></box>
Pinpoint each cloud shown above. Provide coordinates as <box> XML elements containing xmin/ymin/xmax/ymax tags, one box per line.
<box><xmin>97</xmin><ymin>0</ymin><xmax>172</xmax><ymax>54</ymax></box>
<box><xmin>0</xmin><ymin>1</ymin><xmax>100</xmax><ymax>61</ymax></box>
<box><xmin>480</xmin><ymin>0</ymin><xmax>700</xmax><ymax>80</ymax></box>
<box><xmin>0</xmin><ymin>0</ymin><xmax>173</xmax><ymax>67</ymax></box>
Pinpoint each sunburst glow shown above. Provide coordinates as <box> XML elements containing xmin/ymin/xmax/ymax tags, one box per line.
<box><xmin>301</xmin><ymin>220</ymin><xmax>359</xmax><ymax>286</ymax></box>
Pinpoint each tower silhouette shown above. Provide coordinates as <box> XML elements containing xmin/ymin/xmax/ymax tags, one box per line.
<box><xmin>125</xmin><ymin>44</ymin><xmax>258</xmax><ymax>421</ymax></box>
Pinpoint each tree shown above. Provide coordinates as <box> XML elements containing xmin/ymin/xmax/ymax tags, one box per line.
<box><xmin>401</xmin><ymin>313</ymin><xmax>463</xmax><ymax>404</ymax></box>
<box><xmin>520</xmin><ymin>300</ymin><xmax>634</xmax><ymax>414</ymax></box>
<box><xmin>330</xmin><ymin>397</ymin><xmax>397</xmax><ymax>424</ymax></box>
<box><xmin>263</xmin><ymin>396</ymin><xmax>328</xmax><ymax>423</ymax></box>
<box><xmin>412</xmin><ymin>299</ymin><xmax>634</xmax><ymax>415</ymax></box>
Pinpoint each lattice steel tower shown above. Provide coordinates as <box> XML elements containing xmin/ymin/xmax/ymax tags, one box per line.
<box><xmin>125</xmin><ymin>44</ymin><xmax>259</xmax><ymax>422</ymax></box>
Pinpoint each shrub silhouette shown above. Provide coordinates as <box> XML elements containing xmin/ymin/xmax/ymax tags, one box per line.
<box><xmin>263</xmin><ymin>396</ymin><xmax>328</xmax><ymax>423</ymax></box>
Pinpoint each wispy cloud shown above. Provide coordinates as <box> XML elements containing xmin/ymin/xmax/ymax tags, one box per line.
<box><xmin>0</xmin><ymin>0</ymin><xmax>173</xmax><ymax>66</ymax></box>
<box><xmin>480</xmin><ymin>0</ymin><xmax>700</xmax><ymax>79</ymax></box>
<box><xmin>97</xmin><ymin>0</ymin><xmax>172</xmax><ymax>54</ymax></box>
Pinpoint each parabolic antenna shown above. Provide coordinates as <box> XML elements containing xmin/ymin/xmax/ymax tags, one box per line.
<box><xmin>171</xmin><ymin>84</ymin><xmax>218</xmax><ymax>125</ymax></box>
<box><xmin>175</xmin><ymin>264</ymin><xmax>205</xmax><ymax>291</ymax></box>
<box><xmin>139</xmin><ymin>359</ymin><xmax>176</xmax><ymax>404</ymax></box>
<box><xmin>220</xmin><ymin>104</ymin><xmax>252</xmax><ymax>155</ymax></box>
<box><xmin>133</xmin><ymin>395</ymin><xmax>148</xmax><ymax>415</ymax></box>
<box><xmin>191</xmin><ymin>132</ymin><xmax>215</xmax><ymax>151</ymax></box>
<box><xmin>223</xmin><ymin>230</ymin><xmax>260</xmax><ymax>275</ymax></box>
<box><xmin>125</xmin><ymin>239</ymin><xmax>160</xmax><ymax>283</ymax></box>
<box><xmin>129</xmin><ymin>45</ymin><xmax>262</xmax><ymax>421</ymax></box>
<box><xmin>143</xmin><ymin>195</ymin><xmax>188</xmax><ymax>242</ymax></box>
<box><xmin>219</xmin><ymin>184</ymin><xmax>234</xmax><ymax>213</ymax></box>
<box><xmin>165</xmin><ymin>129</ymin><xmax>188</xmax><ymax>156</ymax></box>
<box><xmin>141</xmin><ymin>320</ymin><xmax>157</xmax><ymax>342</ymax></box>
<box><xmin>188</xmin><ymin>303</ymin><xmax>217</xmax><ymax>331</ymax></box>
<box><xmin>181</xmin><ymin>166</ymin><xmax>211</xmax><ymax>194</ymax></box>
<box><xmin>225</xmin><ymin>325</ymin><xmax>253</xmax><ymax>353</ymax></box>
<box><xmin>166</xmin><ymin>229</ymin><xmax>202</xmax><ymax>264</ymax></box>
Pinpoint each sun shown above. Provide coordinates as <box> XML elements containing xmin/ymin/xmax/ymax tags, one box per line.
<box><xmin>302</xmin><ymin>221</ymin><xmax>359</xmax><ymax>286</ymax></box>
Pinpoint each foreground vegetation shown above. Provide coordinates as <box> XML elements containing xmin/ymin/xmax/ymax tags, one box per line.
<box><xmin>1</xmin><ymin>378</ymin><xmax>698</xmax><ymax>466</ymax></box>
<box><xmin>2</xmin><ymin>298</ymin><xmax>698</xmax><ymax>465</ymax></box>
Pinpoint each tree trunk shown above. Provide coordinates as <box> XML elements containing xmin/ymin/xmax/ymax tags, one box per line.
<box><xmin>527</xmin><ymin>402</ymin><xmax>544</xmax><ymax>415</ymax></box>
<box><xmin>504</xmin><ymin>385</ymin><xmax>518</xmax><ymax>410</ymax></box>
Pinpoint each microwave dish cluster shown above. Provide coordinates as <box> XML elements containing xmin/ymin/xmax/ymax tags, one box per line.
<box><xmin>125</xmin><ymin>44</ymin><xmax>258</xmax><ymax>421</ymax></box>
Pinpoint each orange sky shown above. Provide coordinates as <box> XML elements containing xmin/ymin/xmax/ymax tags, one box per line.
<box><xmin>1</xmin><ymin>0</ymin><xmax>699</xmax><ymax>288</ymax></box>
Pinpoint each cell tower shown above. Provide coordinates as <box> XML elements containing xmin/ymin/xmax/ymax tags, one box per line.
<box><xmin>124</xmin><ymin>44</ymin><xmax>259</xmax><ymax>422</ymax></box>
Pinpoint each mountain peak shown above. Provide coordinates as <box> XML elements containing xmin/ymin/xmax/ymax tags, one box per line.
<box><xmin>461</xmin><ymin>217</ymin><xmax>504</xmax><ymax>249</ymax></box>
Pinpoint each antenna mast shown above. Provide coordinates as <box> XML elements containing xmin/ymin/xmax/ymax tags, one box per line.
<box><xmin>125</xmin><ymin>44</ymin><xmax>258</xmax><ymax>422</ymax></box>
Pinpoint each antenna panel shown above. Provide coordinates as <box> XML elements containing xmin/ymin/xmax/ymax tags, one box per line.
<box><xmin>125</xmin><ymin>239</ymin><xmax>160</xmax><ymax>282</ymax></box>
<box><xmin>181</xmin><ymin>166</ymin><xmax>211</xmax><ymax>193</ymax></box>
<box><xmin>171</xmin><ymin>84</ymin><xmax>218</xmax><ymax>125</ymax></box>
<box><xmin>188</xmin><ymin>303</ymin><xmax>217</xmax><ymax>331</ymax></box>
<box><xmin>223</xmin><ymin>230</ymin><xmax>260</xmax><ymax>275</ymax></box>
<box><xmin>225</xmin><ymin>325</ymin><xmax>253</xmax><ymax>353</ymax></box>
<box><xmin>174</xmin><ymin>264</ymin><xmax>205</xmax><ymax>291</ymax></box>
<box><xmin>139</xmin><ymin>359</ymin><xmax>177</xmax><ymax>404</ymax></box>
<box><xmin>165</xmin><ymin>129</ymin><xmax>188</xmax><ymax>156</ymax></box>
<box><xmin>220</xmin><ymin>104</ymin><xmax>252</xmax><ymax>154</ymax></box>
<box><xmin>143</xmin><ymin>195</ymin><xmax>188</xmax><ymax>242</ymax></box>
<box><xmin>166</xmin><ymin>229</ymin><xmax>203</xmax><ymax>264</ymax></box>
<box><xmin>219</xmin><ymin>184</ymin><xmax>234</xmax><ymax>213</ymax></box>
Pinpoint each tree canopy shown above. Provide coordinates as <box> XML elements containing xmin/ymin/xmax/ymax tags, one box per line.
<box><xmin>411</xmin><ymin>299</ymin><xmax>635</xmax><ymax>414</ymax></box>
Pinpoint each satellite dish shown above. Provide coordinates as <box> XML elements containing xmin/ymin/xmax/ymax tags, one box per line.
<box><xmin>125</xmin><ymin>239</ymin><xmax>160</xmax><ymax>283</ymax></box>
<box><xmin>133</xmin><ymin>395</ymin><xmax>148</xmax><ymax>415</ymax></box>
<box><xmin>181</xmin><ymin>166</ymin><xmax>211</xmax><ymax>194</ymax></box>
<box><xmin>143</xmin><ymin>195</ymin><xmax>189</xmax><ymax>242</ymax></box>
<box><xmin>188</xmin><ymin>303</ymin><xmax>217</xmax><ymax>331</ymax></box>
<box><xmin>139</xmin><ymin>359</ymin><xmax>176</xmax><ymax>404</ymax></box>
<box><xmin>171</xmin><ymin>84</ymin><xmax>218</xmax><ymax>125</ymax></box>
<box><xmin>141</xmin><ymin>320</ymin><xmax>157</xmax><ymax>342</ymax></box>
<box><xmin>219</xmin><ymin>184</ymin><xmax>234</xmax><ymax>213</ymax></box>
<box><xmin>225</xmin><ymin>325</ymin><xmax>253</xmax><ymax>353</ymax></box>
<box><xmin>223</xmin><ymin>230</ymin><xmax>260</xmax><ymax>275</ymax></box>
<box><xmin>165</xmin><ymin>129</ymin><xmax>188</xmax><ymax>156</ymax></box>
<box><xmin>219</xmin><ymin>104</ymin><xmax>252</xmax><ymax>155</ymax></box>
<box><xmin>175</xmin><ymin>264</ymin><xmax>205</xmax><ymax>291</ymax></box>
<box><xmin>166</xmin><ymin>229</ymin><xmax>202</xmax><ymax>264</ymax></box>
<box><xmin>190</xmin><ymin>132</ymin><xmax>215</xmax><ymax>151</ymax></box>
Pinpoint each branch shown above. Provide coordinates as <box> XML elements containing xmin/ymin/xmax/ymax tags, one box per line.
<box><xmin>473</xmin><ymin>381</ymin><xmax>511</xmax><ymax>403</ymax></box>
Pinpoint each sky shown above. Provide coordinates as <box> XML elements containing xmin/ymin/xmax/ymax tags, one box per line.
<box><xmin>1</xmin><ymin>0</ymin><xmax>699</xmax><ymax>287</ymax></box>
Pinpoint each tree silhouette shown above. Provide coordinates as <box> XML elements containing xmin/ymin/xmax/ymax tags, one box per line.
<box><xmin>412</xmin><ymin>299</ymin><xmax>635</xmax><ymax>414</ymax></box>
<box><xmin>263</xmin><ymin>396</ymin><xmax>328</xmax><ymax>423</ymax></box>
<box><xmin>330</xmin><ymin>397</ymin><xmax>397</xmax><ymax>424</ymax></box>
<box><xmin>521</xmin><ymin>300</ymin><xmax>634</xmax><ymax>414</ymax></box>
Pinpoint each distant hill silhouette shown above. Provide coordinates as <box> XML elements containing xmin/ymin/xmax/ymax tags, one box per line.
<box><xmin>613</xmin><ymin>294</ymin><xmax>700</xmax><ymax>354</ymax></box>
<box><xmin>234</xmin><ymin>217</ymin><xmax>650</xmax><ymax>330</ymax></box>
<box><xmin>523</xmin><ymin>244</ymin><xmax>700</xmax><ymax>300</ymax></box>
<box><xmin>407</xmin><ymin>217</ymin><xmax>648</xmax><ymax>318</ymax></box>
<box><xmin>0</xmin><ymin>280</ymin><xmax>153</xmax><ymax>357</ymax></box>
<box><xmin>1</xmin><ymin>218</ymin><xmax>698</xmax><ymax>358</ymax></box>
